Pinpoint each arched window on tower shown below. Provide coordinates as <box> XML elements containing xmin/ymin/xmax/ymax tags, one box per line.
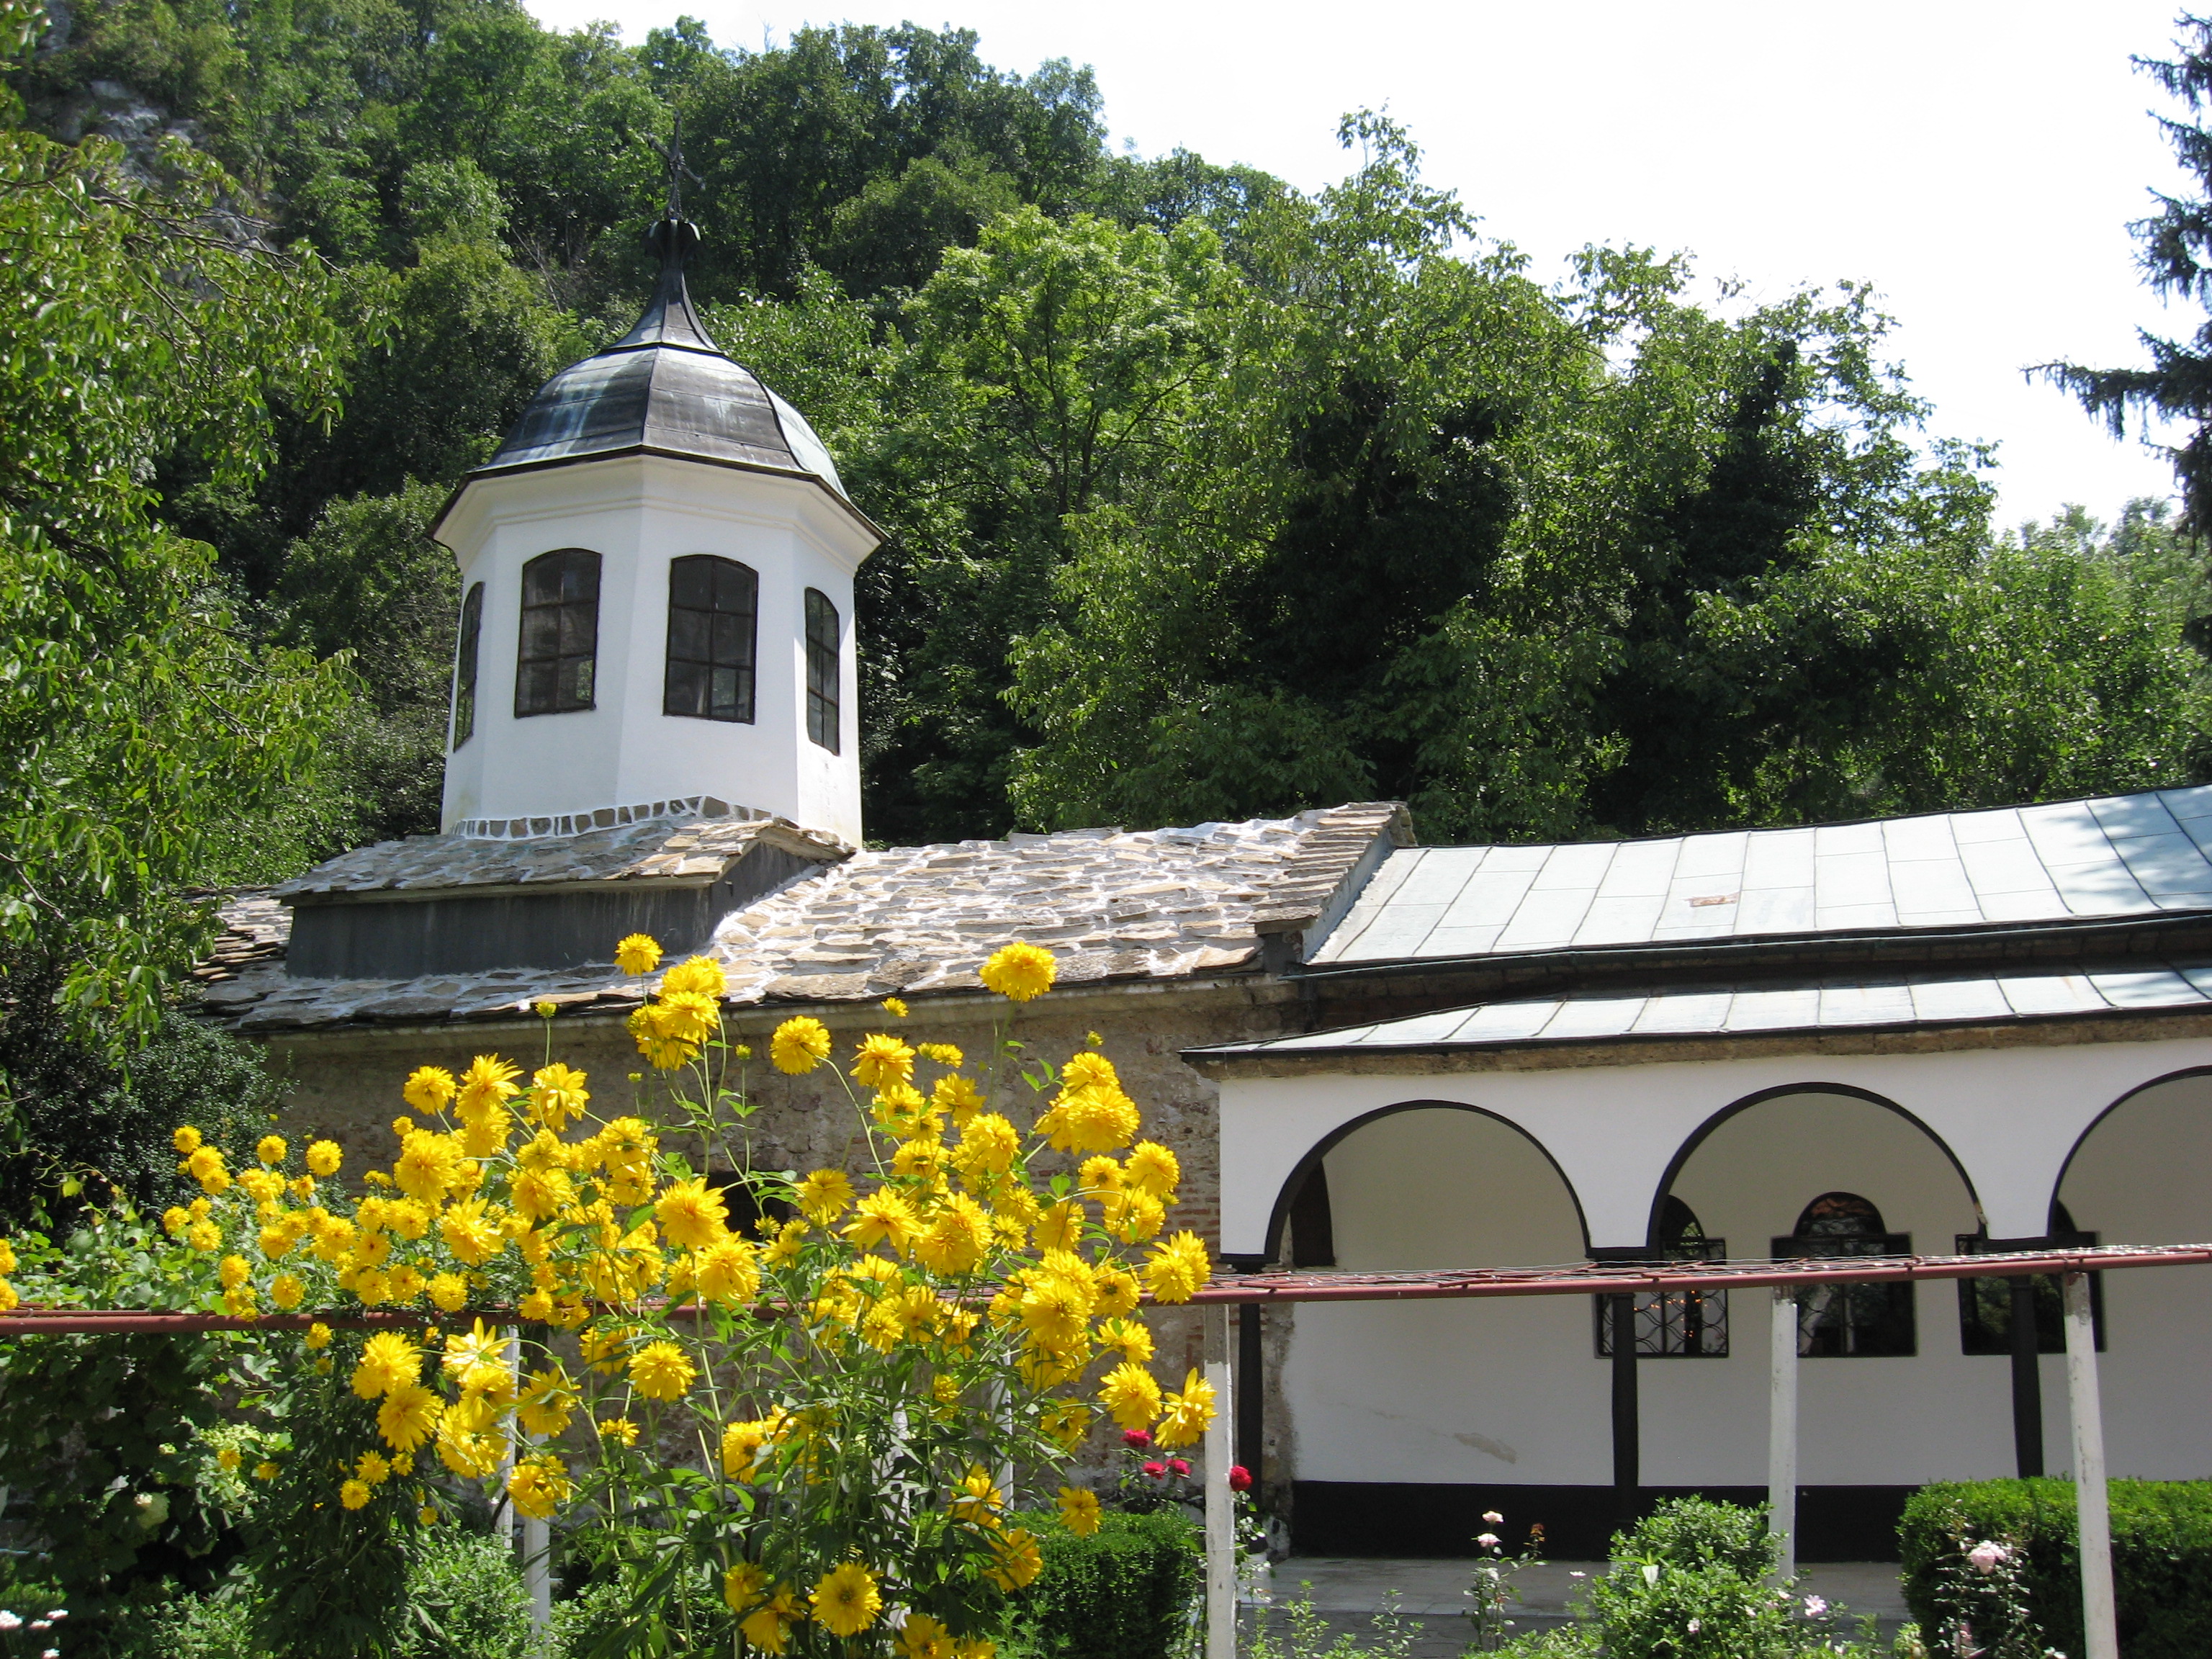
<box><xmin>516</xmin><ymin>549</ymin><xmax>601</xmax><ymax>716</ymax></box>
<box><xmin>451</xmin><ymin>581</ymin><xmax>483</xmax><ymax>749</ymax></box>
<box><xmin>804</xmin><ymin>588</ymin><xmax>840</xmax><ymax>752</ymax></box>
<box><xmin>1776</xmin><ymin>1192</ymin><xmax>1915</xmax><ymax>1357</ymax></box>
<box><xmin>664</xmin><ymin>555</ymin><xmax>758</xmax><ymax>723</ymax></box>
<box><xmin>1596</xmin><ymin>1195</ymin><xmax>1729</xmax><ymax>1358</ymax></box>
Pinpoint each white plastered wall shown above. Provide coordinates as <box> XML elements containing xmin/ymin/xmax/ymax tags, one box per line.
<box><xmin>1224</xmin><ymin>1035</ymin><xmax>2212</xmax><ymax>1491</ymax></box>
<box><xmin>2059</xmin><ymin>1073</ymin><xmax>2212</xmax><ymax>1479</ymax></box>
<box><xmin>436</xmin><ymin>455</ymin><xmax>874</xmax><ymax>843</ymax></box>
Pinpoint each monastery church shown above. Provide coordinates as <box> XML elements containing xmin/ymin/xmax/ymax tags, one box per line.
<box><xmin>200</xmin><ymin>210</ymin><xmax>2212</xmax><ymax>1561</ymax></box>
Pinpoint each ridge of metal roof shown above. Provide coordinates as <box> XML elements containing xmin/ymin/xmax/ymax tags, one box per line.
<box><xmin>1189</xmin><ymin>961</ymin><xmax>2212</xmax><ymax>1061</ymax></box>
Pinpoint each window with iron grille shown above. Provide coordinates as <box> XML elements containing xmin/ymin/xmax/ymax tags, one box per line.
<box><xmin>1776</xmin><ymin>1192</ymin><xmax>1915</xmax><ymax>1357</ymax></box>
<box><xmin>516</xmin><ymin>549</ymin><xmax>600</xmax><ymax>716</ymax></box>
<box><xmin>664</xmin><ymin>555</ymin><xmax>757</xmax><ymax>723</ymax></box>
<box><xmin>804</xmin><ymin>588</ymin><xmax>840</xmax><ymax>752</ymax></box>
<box><xmin>451</xmin><ymin>581</ymin><xmax>483</xmax><ymax>749</ymax></box>
<box><xmin>1957</xmin><ymin>1203</ymin><xmax>2104</xmax><ymax>1355</ymax></box>
<box><xmin>1596</xmin><ymin>1195</ymin><xmax>1730</xmax><ymax>1357</ymax></box>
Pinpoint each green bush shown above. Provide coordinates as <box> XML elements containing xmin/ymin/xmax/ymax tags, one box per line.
<box><xmin>1901</xmin><ymin>1479</ymin><xmax>2212</xmax><ymax>1659</ymax></box>
<box><xmin>397</xmin><ymin>1529</ymin><xmax>532</xmax><ymax>1659</ymax></box>
<box><xmin>1010</xmin><ymin>1507</ymin><xmax>1201</xmax><ymax>1659</ymax></box>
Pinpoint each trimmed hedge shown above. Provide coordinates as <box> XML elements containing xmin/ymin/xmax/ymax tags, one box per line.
<box><xmin>1012</xmin><ymin>1506</ymin><xmax>1202</xmax><ymax>1659</ymax></box>
<box><xmin>1901</xmin><ymin>1479</ymin><xmax>2212</xmax><ymax>1659</ymax></box>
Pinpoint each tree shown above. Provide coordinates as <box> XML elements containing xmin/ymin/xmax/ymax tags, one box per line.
<box><xmin>2043</xmin><ymin>15</ymin><xmax>2212</xmax><ymax>542</ymax></box>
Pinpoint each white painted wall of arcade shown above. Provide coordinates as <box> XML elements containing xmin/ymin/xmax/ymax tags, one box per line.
<box><xmin>1215</xmin><ymin>1038</ymin><xmax>2212</xmax><ymax>1493</ymax></box>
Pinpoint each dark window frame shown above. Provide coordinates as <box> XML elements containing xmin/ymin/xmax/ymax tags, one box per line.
<box><xmin>451</xmin><ymin>581</ymin><xmax>484</xmax><ymax>750</ymax></box>
<box><xmin>515</xmin><ymin>548</ymin><xmax>601</xmax><ymax>718</ymax></box>
<box><xmin>1597</xmin><ymin>1195</ymin><xmax>1730</xmax><ymax>1359</ymax></box>
<box><xmin>1775</xmin><ymin>1192</ymin><xmax>1916</xmax><ymax>1357</ymax></box>
<box><xmin>663</xmin><ymin>554</ymin><xmax>759</xmax><ymax>724</ymax></box>
<box><xmin>1957</xmin><ymin>1204</ymin><xmax>2105</xmax><ymax>1354</ymax></box>
<box><xmin>804</xmin><ymin>588</ymin><xmax>840</xmax><ymax>752</ymax></box>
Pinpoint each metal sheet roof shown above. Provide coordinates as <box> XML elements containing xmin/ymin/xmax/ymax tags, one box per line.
<box><xmin>1192</xmin><ymin>961</ymin><xmax>2212</xmax><ymax>1058</ymax></box>
<box><xmin>1309</xmin><ymin>786</ymin><xmax>2212</xmax><ymax>968</ymax></box>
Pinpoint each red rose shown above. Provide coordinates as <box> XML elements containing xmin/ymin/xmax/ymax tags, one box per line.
<box><xmin>1167</xmin><ymin>1458</ymin><xmax>1190</xmax><ymax>1478</ymax></box>
<box><xmin>1142</xmin><ymin>1461</ymin><xmax>1166</xmax><ymax>1480</ymax></box>
<box><xmin>1123</xmin><ymin>1430</ymin><xmax>1152</xmax><ymax>1449</ymax></box>
<box><xmin>1228</xmin><ymin>1465</ymin><xmax>1253</xmax><ymax>1492</ymax></box>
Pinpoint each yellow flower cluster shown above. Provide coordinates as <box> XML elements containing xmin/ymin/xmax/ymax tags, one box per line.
<box><xmin>621</xmin><ymin>951</ymin><xmax>729</xmax><ymax>1071</ymax></box>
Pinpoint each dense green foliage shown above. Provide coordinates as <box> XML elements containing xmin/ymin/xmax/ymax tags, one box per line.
<box><xmin>1900</xmin><ymin>1478</ymin><xmax>2212</xmax><ymax>1659</ymax></box>
<box><xmin>1009</xmin><ymin>1509</ymin><xmax>1201</xmax><ymax>1659</ymax></box>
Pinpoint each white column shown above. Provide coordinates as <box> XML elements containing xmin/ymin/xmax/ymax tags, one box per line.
<box><xmin>505</xmin><ymin>1330</ymin><xmax>552</xmax><ymax>1631</ymax></box>
<box><xmin>1205</xmin><ymin>1305</ymin><xmax>1236</xmax><ymax>1659</ymax></box>
<box><xmin>2064</xmin><ymin>1273</ymin><xmax>2118</xmax><ymax>1659</ymax></box>
<box><xmin>1767</xmin><ymin>1287</ymin><xmax>1799</xmax><ymax>1583</ymax></box>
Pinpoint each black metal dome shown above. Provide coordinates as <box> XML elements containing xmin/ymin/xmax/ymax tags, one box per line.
<box><xmin>475</xmin><ymin>214</ymin><xmax>850</xmax><ymax>499</ymax></box>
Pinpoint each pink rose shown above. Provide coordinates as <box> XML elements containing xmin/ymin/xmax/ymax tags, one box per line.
<box><xmin>1967</xmin><ymin>1541</ymin><xmax>2008</xmax><ymax>1575</ymax></box>
<box><xmin>1142</xmin><ymin>1461</ymin><xmax>1166</xmax><ymax>1480</ymax></box>
<box><xmin>1123</xmin><ymin>1429</ymin><xmax>1152</xmax><ymax>1450</ymax></box>
<box><xmin>1482</xmin><ymin>1511</ymin><xmax>1504</xmax><ymax>1526</ymax></box>
<box><xmin>1228</xmin><ymin>1465</ymin><xmax>1253</xmax><ymax>1492</ymax></box>
<box><xmin>1168</xmin><ymin>1458</ymin><xmax>1191</xmax><ymax>1478</ymax></box>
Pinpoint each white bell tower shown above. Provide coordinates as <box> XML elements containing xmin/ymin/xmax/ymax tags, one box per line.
<box><xmin>431</xmin><ymin>212</ymin><xmax>879</xmax><ymax>847</ymax></box>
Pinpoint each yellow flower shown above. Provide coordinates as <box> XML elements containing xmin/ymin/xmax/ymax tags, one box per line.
<box><xmin>305</xmin><ymin>1321</ymin><xmax>333</xmax><ymax>1350</ymax></box>
<box><xmin>393</xmin><ymin>1130</ymin><xmax>462</xmax><ymax>1204</ymax></box>
<box><xmin>506</xmin><ymin>1453</ymin><xmax>572</xmax><ymax>1520</ymax></box>
<box><xmin>694</xmin><ymin>1237</ymin><xmax>762</xmax><ymax>1306</ymax></box>
<box><xmin>810</xmin><ymin>1561</ymin><xmax>883</xmax><ymax>1638</ymax></box>
<box><xmin>534</xmin><ymin>999</ymin><xmax>557</xmax><ymax>1019</ymax></box>
<box><xmin>898</xmin><ymin>1613</ymin><xmax>953</xmax><ymax>1658</ymax></box>
<box><xmin>1154</xmin><ymin>1368</ymin><xmax>1218</xmax><ymax>1450</ymax></box>
<box><xmin>403</xmin><ymin>1066</ymin><xmax>458</xmax><ymax>1114</ymax></box>
<box><xmin>516</xmin><ymin>1367</ymin><xmax>578</xmax><ymax>1437</ymax></box>
<box><xmin>216</xmin><ymin>1445</ymin><xmax>242</xmax><ymax>1473</ymax></box>
<box><xmin>932</xmin><ymin>1074</ymin><xmax>986</xmax><ymax>1125</ymax></box>
<box><xmin>720</xmin><ymin>1416</ymin><xmax>774</xmax><ymax>1480</ymax></box>
<box><xmin>881</xmin><ymin>995</ymin><xmax>909</xmax><ymax>1017</ymax></box>
<box><xmin>340</xmin><ymin>1479</ymin><xmax>372</xmax><ymax>1511</ymax></box>
<box><xmin>428</xmin><ymin>1272</ymin><xmax>468</xmax><ymax>1313</ymax></box>
<box><xmin>185</xmin><ymin>1220</ymin><xmax>221</xmax><ymax>1253</ymax></box>
<box><xmin>1038</xmin><ymin>1084</ymin><xmax>1139</xmax><ymax>1155</ymax></box>
<box><xmin>351</xmin><ymin>1331</ymin><xmax>423</xmax><ymax>1400</ymax></box>
<box><xmin>218</xmin><ymin>1253</ymin><xmax>251</xmax><ymax>1290</ymax></box>
<box><xmin>187</xmin><ymin>1146</ymin><xmax>230</xmax><ymax>1195</ymax></box>
<box><xmin>306</xmin><ymin>1140</ymin><xmax>343</xmax><ymax>1177</ymax></box>
<box><xmin>355</xmin><ymin>1449</ymin><xmax>391</xmax><ymax>1486</ymax></box>
<box><xmin>1124</xmin><ymin>1141</ymin><xmax>1180</xmax><ymax>1199</ymax></box>
<box><xmin>794</xmin><ymin>1168</ymin><xmax>855</xmax><ymax>1224</ymax></box>
<box><xmin>655</xmin><ymin>1178</ymin><xmax>729</xmax><ymax>1250</ymax></box>
<box><xmin>949</xmin><ymin>1465</ymin><xmax>1005</xmax><ymax>1527</ymax></box>
<box><xmin>1033</xmin><ymin>1200</ymin><xmax>1082</xmax><ymax>1253</ymax></box>
<box><xmin>660</xmin><ymin>954</ymin><xmax>727</xmax><ymax>997</ymax></box>
<box><xmin>254</xmin><ymin>1462</ymin><xmax>279</xmax><ymax>1482</ymax></box>
<box><xmin>271</xmin><ymin>1272</ymin><xmax>305</xmax><ymax>1311</ymax></box>
<box><xmin>844</xmin><ymin>1190</ymin><xmax>920</xmax><ymax>1256</ymax></box>
<box><xmin>980</xmin><ymin>941</ymin><xmax>1055</xmax><ymax>1002</ymax></box>
<box><xmin>851</xmin><ymin>1033</ymin><xmax>915</xmax><ymax>1089</ymax></box>
<box><xmin>983</xmin><ymin>1527</ymin><xmax>1043</xmax><ymax>1590</ymax></box>
<box><xmin>629</xmin><ymin>1340</ymin><xmax>696</xmax><ymax>1402</ymax></box>
<box><xmin>1098</xmin><ymin>1316</ymin><xmax>1154</xmax><ymax>1364</ymax></box>
<box><xmin>614</xmin><ymin>933</ymin><xmax>663</xmax><ymax>975</ymax></box>
<box><xmin>1057</xmin><ymin>1485</ymin><xmax>1103</xmax><ymax>1536</ymax></box>
<box><xmin>722</xmin><ymin>1561</ymin><xmax>770</xmax><ymax>1614</ymax></box>
<box><xmin>377</xmin><ymin>1383</ymin><xmax>443</xmax><ymax>1454</ymax></box>
<box><xmin>256</xmin><ymin>1135</ymin><xmax>287</xmax><ymax>1166</ymax></box>
<box><xmin>0</xmin><ymin>1280</ymin><xmax>16</xmax><ymax>1314</ymax></box>
<box><xmin>161</xmin><ymin>1206</ymin><xmax>189</xmax><ymax>1237</ymax></box>
<box><xmin>527</xmin><ymin>1062</ymin><xmax>589</xmax><ymax>1131</ymax></box>
<box><xmin>456</xmin><ymin>1054</ymin><xmax>521</xmax><ymax>1117</ymax></box>
<box><xmin>1099</xmin><ymin>1360</ymin><xmax>1162</xmax><ymax>1429</ymax></box>
<box><xmin>439</xmin><ymin>1195</ymin><xmax>504</xmax><ymax>1264</ymax></box>
<box><xmin>173</xmin><ymin>1125</ymin><xmax>203</xmax><ymax>1154</ymax></box>
<box><xmin>951</xmin><ymin>1113</ymin><xmax>1020</xmax><ymax>1179</ymax></box>
<box><xmin>741</xmin><ymin>1588</ymin><xmax>802</xmax><ymax>1654</ymax></box>
<box><xmin>1143</xmin><ymin>1231</ymin><xmax>1211</xmax><ymax>1303</ymax></box>
<box><xmin>597</xmin><ymin>1416</ymin><xmax>639</xmax><ymax>1447</ymax></box>
<box><xmin>913</xmin><ymin>1193</ymin><xmax>992</xmax><ymax>1277</ymax></box>
<box><xmin>917</xmin><ymin>1040</ymin><xmax>963</xmax><ymax>1066</ymax></box>
<box><xmin>770</xmin><ymin>1015</ymin><xmax>832</xmax><ymax>1074</ymax></box>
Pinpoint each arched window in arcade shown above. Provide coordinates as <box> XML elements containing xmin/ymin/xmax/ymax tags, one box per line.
<box><xmin>1776</xmin><ymin>1191</ymin><xmax>1915</xmax><ymax>1357</ymax></box>
<box><xmin>804</xmin><ymin>588</ymin><xmax>840</xmax><ymax>752</ymax></box>
<box><xmin>451</xmin><ymin>581</ymin><xmax>483</xmax><ymax>749</ymax></box>
<box><xmin>664</xmin><ymin>554</ymin><xmax>758</xmax><ymax>723</ymax></box>
<box><xmin>516</xmin><ymin>549</ymin><xmax>601</xmax><ymax>716</ymax></box>
<box><xmin>1956</xmin><ymin>1201</ymin><xmax>2105</xmax><ymax>1355</ymax></box>
<box><xmin>1596</xmin><ymin>1195</ymin><xmax>1728</xmax><ymax>1358</ymax></box>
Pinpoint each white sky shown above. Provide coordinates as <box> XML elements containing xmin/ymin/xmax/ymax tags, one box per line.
<box><xmin>528</xmin><ymin>0</ymin><xmax>2199</xmax><ymax>533</ymax></box>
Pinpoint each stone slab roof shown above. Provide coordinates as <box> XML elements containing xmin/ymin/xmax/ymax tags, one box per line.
<box><xmin>1191</xmin><ymin>961</ymin><xmax>2212</xmax><ymax>1062</ymax></box>
<box><xmin>204</xmin><ymin>803</ymin><xmax>1410</xmax><ymax>1032</ymax></box>
<box><xmin>274</xmin><ymin>811</ymin><xmax>851</xmax><ymax>899</ymax></box>
<box><xmin>1310</xmin><ymin>786</ymin><xmax>2212</xmax><ymax>969</ymax></box>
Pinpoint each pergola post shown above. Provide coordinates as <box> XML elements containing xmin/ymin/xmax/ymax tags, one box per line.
<box><xmin>2063</xmin><ymin>1272</ymin><xmax>2118</xmax><ymax>1659</ymax></box>
<box><xmin>1609</xmin><ymin>1293</ymin><xmax>1640</xmax><ymax>1538</ymax></box>
<box><xmin>503</xmin><ymin>1328</ymin><xmax>552</xmax><ymax>1632</ymax></box>
<box><xmin>1767</xmin><ymin>1287</ymin><xmax>1799</xmax><ymax>1583</ymax></box>
<box><xmin>1205</xmin><ymin>1303</ymin><xmax>1237</xmax><ymax>1659</ymax></box>
<box><xmin>2008</xmin><ymin>1276</ymin><xmax>2044</xmax><ymax>1477</ymax></box>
